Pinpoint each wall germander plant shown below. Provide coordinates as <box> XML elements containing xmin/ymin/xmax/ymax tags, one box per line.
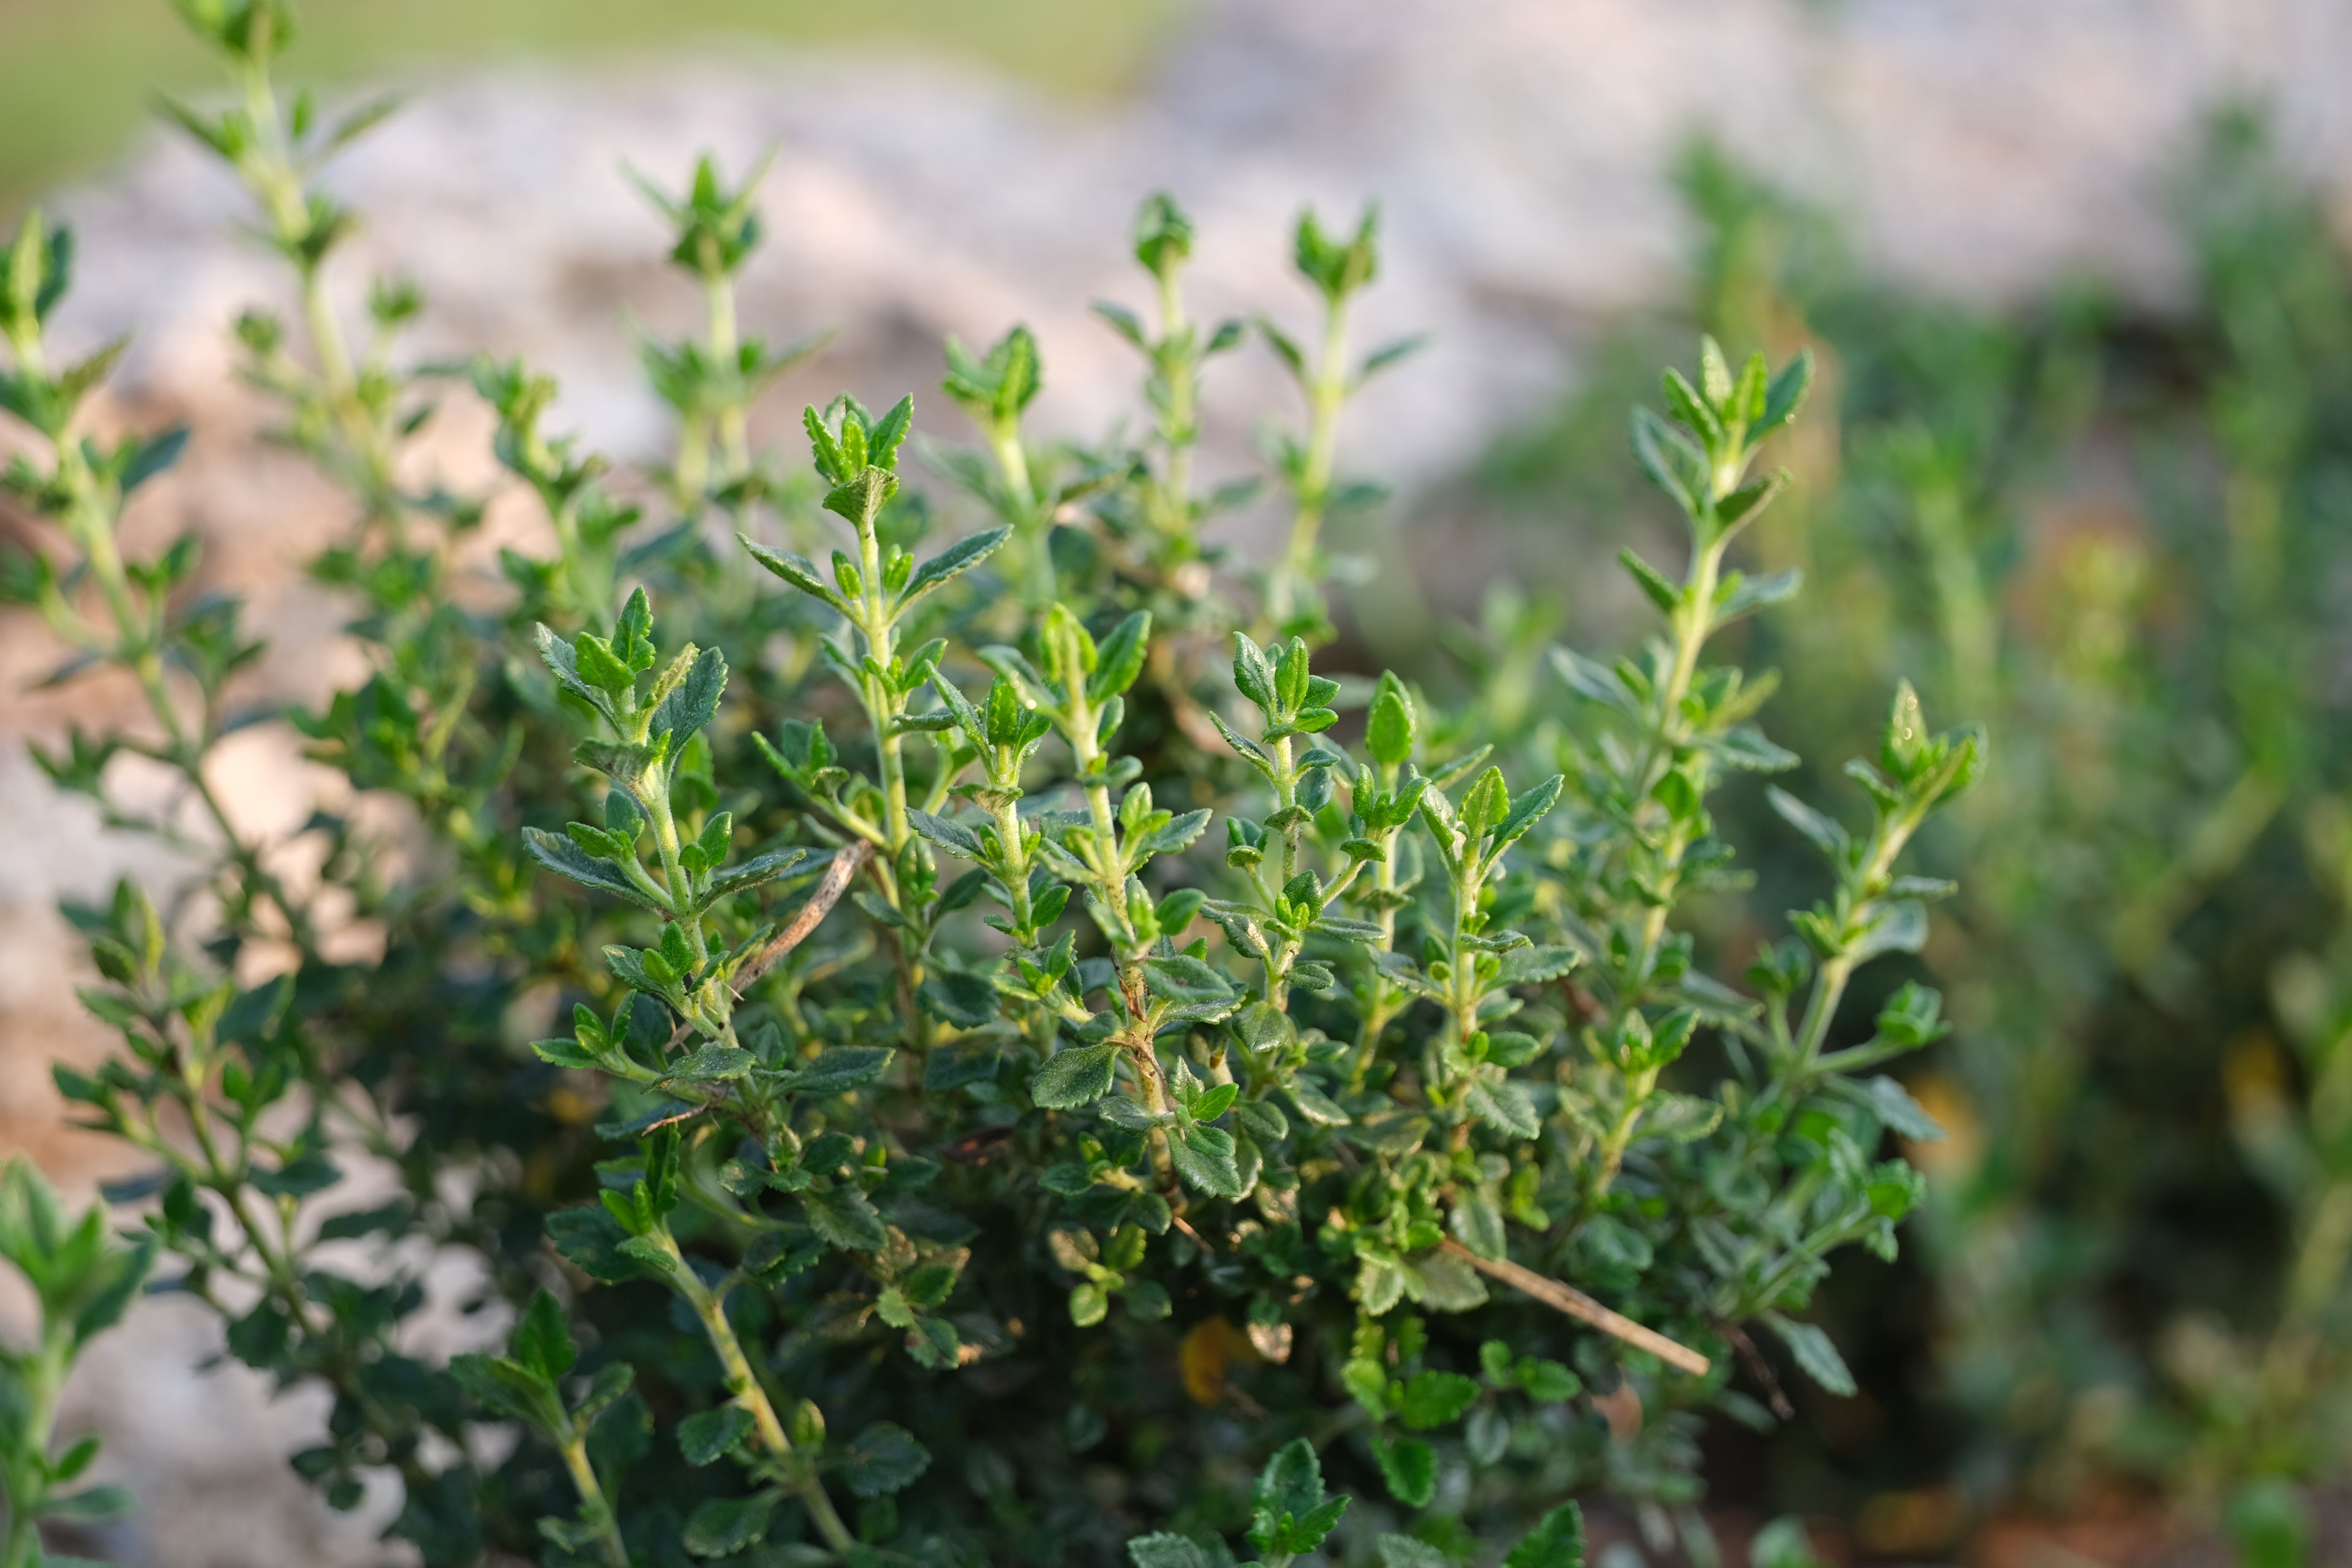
<box><xmin>0</xmin><ymin>4</ymin><xmax>1980</xmax><ymax>1565</ymax></box>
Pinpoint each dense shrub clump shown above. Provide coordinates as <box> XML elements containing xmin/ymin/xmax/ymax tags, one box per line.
<box><xmin>0</xmin><ymin>5</ymin><xmax>1979</xmax><ymax>1565</ymax></box>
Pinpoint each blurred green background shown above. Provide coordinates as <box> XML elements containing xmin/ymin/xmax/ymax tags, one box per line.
<box><xmin>0</xmin><ymin>0</ymin><xmax>1183</xmax><ymax>205</ymax></box>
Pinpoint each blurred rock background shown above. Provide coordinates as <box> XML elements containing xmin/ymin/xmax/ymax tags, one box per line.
<box><xmin>4</xmin><ymin>0</ymin><xmax>2351</xmax><ymax>1562</ymax></box>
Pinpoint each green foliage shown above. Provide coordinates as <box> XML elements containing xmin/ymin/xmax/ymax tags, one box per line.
<box><xmin>1450</xmin><ymin>112</ymin><xmax>2352</xmax><ymax>1553</ymax></box>
<box><xmin>0</xmin><ymin>1160</ymin><xmax>151</xmax><ymax>1568</ymax></box>
<box><xmin>0</xmin><ymin>11</ymin><xmax>1991</xmax><ymax>1566</ymax></box>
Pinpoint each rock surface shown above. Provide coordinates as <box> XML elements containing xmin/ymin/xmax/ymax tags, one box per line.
<box><xmin>4</xmin><ymin>0</ymin><xmax>2348</xmax><ymax>1561</ymax></box>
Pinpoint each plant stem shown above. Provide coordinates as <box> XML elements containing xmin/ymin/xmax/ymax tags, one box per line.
<box><xmin>557</xmin><ymin>1431</ymin><xmax>632</xmax><ymax>1568</ymax></box>
<box><xmin>665</xmin><ymin>1245</ymin><xmax>854</xmax><ymax>1555</ymax></box>
<box><xmin>706</xmin><ymin>270</ymin><xmax>751</xmax><ymax>484</ymax></box>
<box><xmin>1268</xmin><ymin>296</ymin><xmax>1351</xmax><ymax>630</ymax></box>
<box><xmin>0</xmin><ymin>1328</ymin><xmax>68</xmax><ymax>1568</ymax></box>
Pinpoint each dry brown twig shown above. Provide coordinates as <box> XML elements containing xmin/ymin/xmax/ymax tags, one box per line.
<box><xmin>665</xmin><ymin>840</ymin><xmax>875</xmax><ymax>1054</ymax></box>
<box><xmin>1439</xmin><ymin>1238</ymin><xmax>1711</xmax><ymax>1378</ymax></box>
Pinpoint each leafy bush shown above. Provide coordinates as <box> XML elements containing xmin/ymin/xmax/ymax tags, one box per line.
<box><xmin>1446</xmin><ymin>124</ymin><xmax>2352</xmax><ymax>1553</ymax></box>
<box><xmin>1</xmin><ymin>5</ymin><xmax>1980</xmax><ymax>1564</ymax></box>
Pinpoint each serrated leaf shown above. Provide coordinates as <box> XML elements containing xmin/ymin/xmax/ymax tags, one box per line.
<box><xmin>1465</xmin><ymin>1079</ymin><xmax>1540</xmax><ymax>1139</ymax></box>
<box><xmin>842</xmin><ymin>1422</ymin><xmax>931</xmax><ymax>1496</ymax></box>
<box><xmin>908</xmin><ymin>808</ymin><xmax>985</xmax><ymax>858</ymax></box>
<box><xmin>665</xmin><ymin>1045</ymin><xmax>754</xmax><ymax>1083</ymax></box>
<box><xmin>682</xmin><ymin>1491</ymin><xmax>775</xmax><ymax>1558</ymax></box>
<box><xmin>1618</xmin><ymin>547</ymin><xmax>1681</xmax><ymax>613</ymax></box>
<box><xmin>1128</xmin><ymin>1536</ymin><xmax>1215</xmax><ymax>1568</ymax></box>
<box><xmin>1494</xmin><ymin>944</ymin><xmax>1577</xmax><ymax>986</ymax></box>
<box><xmin>1248</xmin><ymin>1438</ymin><xmax>1330</xmax><ymax>1553</ymax></box>
<box><xmin>1717</xmin><ymin>566</ymin><xmax>1803</xmax><ymax>624</ymax></box>
<box><xmin>678</xmin><ymin>1404</ymin><xmax>755</xmax><ymax>1466</ymax></box>
<box><xmin>803</xmin><ymin>1185</ymin><xmax>886</xmax><ymax>1252</ymax></box>
<box><xmin>1169</xmin><ymin>1124</ymin><xmax>1246</xmax><ymax>1198</ymax></box>
<box><xmin>1131</xmin><ymin>808</ymin><xmax>1212</xmax><ymax>860</ymax></box>
<box><xmin>650</xmin><ymin>646</ymin><xmax>726</xmax><ymax>756</ymax></box>
<box><xmin>773</xmin><ymin>1047</ymin><xmax>895</xmax><ymax>1095</ymax></box>
<box><xmin>1846</xmin><ymin>1074</ymin><xmax>1945</xmax><ymax>1141</ymax></box>
<box><xmin>1396</xmin><ymin>1369</ymin><xmax>1480</xmax><ymax>1430</ymax></box>
<box><xmin>510</xmin><ymin>1289</ymin><xmax>576</xmax><ymax>1382</ymax></box>
<box><xmin>1409</xmin><ymin>1248</ymin><xmax>1490</xmax><ymax>1311</ymax></box>
<box><xmin>1033</xmin><ymin>1042</ymin><xmax>1118</xmax><ymax>1109</ymax></box>
<box><xmin>900</xmin><ymin>527</ymin><xmax>1011</xmax><ymax>606</ymax></box>
<box><xmin>1374</xmin><ymin>1436</ymin><xmax>1436</xmax><ymax>1508</ymax></box>
<box><xmin>524</xmin><ymin>829</ymin><xmax>657</xmax><ymax>909</ymax></box>
<box><xmin>1770</xmin><ymin>1317</ymin><xmax>1856</xmax><ymax>1396</ymax></box>
<box><xmin>740</xmin><ymin>537</ymin><xmax>845</xmax><ymax>609</ymax></box>
<box><xmin>1703</xmin><ymin>725</ymin><xmax>1799</xmax><ymax>772</ymax></box>
<box><xmin>918</xmin><ymin>968</ymin><xmax>1000</xmax><ymax>1028</ymax></box>
<box><xmin>1378</xmin><ymin>1537</ymin><xmax>1450</xmax><ymax>1568</ymax></box>
<box><xmin>1450</xmin><ymin>1194</ymin><xmax>1506</xmax><ymax>1260</ymax></box>
<box><xmin>707</xmin><ymin>846</ymin><xmax>815</xmax><ymax>898</ymax></box>
<box><xmin>1766</xmin><ymin>786</ymin><xmax>1849</xmax><ymax>859</ymax></box>
<box><xmin>1142</xmin><ymin>955</ymin><xmax>1232</xmax><ymax>1005</ymax></box>
<box><xmin>1504</xmin><ymin>1503</ymin><xmax>1588</xmax><ymax>1568</ymax></box>
<box><xmin>1287</xmin><ymin>1079</ymin><xmax>1352</xmax><ymax>1126</ymax></box>
<box><xmin>546</xmin><ymin>1206</ymin><xmax>650</xmax><ymax>1283</ymax></box>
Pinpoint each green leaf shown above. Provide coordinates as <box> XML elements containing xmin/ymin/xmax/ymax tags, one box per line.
<box><xmin>1169</xmin><ymin>1124</ymin><xmax>1247</xmax><ymax>1198</ymax></box>
<box><xmin>1491</xmin><ymin>774</ymin><xmax>1563</xmax><ymax>848</ymax></box>
<box><xmin>1847</xmin><ymin>1074</ymin><xmax>1945</xmax><ymax>1141</ymax></box>
<box><xmin>1128</xmin><ymin>1535</ymin><xmax>1216</xmax><ymax>1568</ymax></box>
<box><xmin>773</xmin><ymin>1047</ymin><xmax>895</xmax><ymax>1095</ymax></box>
<box><xmin>918</xmin><ymin>968</ymin><xmax>1001</xmax><ymax>1028</ymax></box>
<box><xmin>841</xmin><ymin>1422</ymin><xmax>931</xmax><ymax>1496</ymax></box>
<box><xmin>908</xmin><ymin>809</ymin><xmax>985</xmax><ymax>858</ymax></box>
<box><xmin>1248</xmin><ymin>1438</ymin><xmax>1339</xmax><ymax>1555</ymax></box>
<box><xmin>1287</xmin><ymin>1079</ymin><xmax>1352</xmax><ymax>1126</ymax></box>
<box><xmin>1373</xmin><ymin>1435</ymin><xmax>1436</xmax><ymax>1508</ymax></box>
<box><xmin>1131</xmin><ymin>808</ymin><xmax>1212</xmax><ymax>860</ymax></box>
<box><xmin>1717</xmin><ymin>565</ymin><xmax>1803</xmax><ymax>624</ymax></box>
<box><xmin>1396</xmin><ymin>1369</ymin><xmax>1480</xmax><ymax>1430</ymax></box>
<box><xmin>1466</xmin><ymin>1079</ymin><xmax>1540</xmax><ymax>1139</ymax></box>
<box><xmin>1766</xmin><ymin>786</ymin><xmax>1849</xmax><ymax>859</ymax></box>
<box><xmin>682</xmin><ymin>1490</ymin><xmax>775</xmax><ymax>1557</ymax></box>
<box><xmin>1850</xmin><ymin>900</ymin><xmax>1929</xmax><ymax>961</ymax></box>
<box><xmin>1769</xmin><ymin>1317</ymin><xmax>1856</xmax><ymax>1396</ymax></box>
<box><xmin>1088</xmin><ymin>611</ymin><xmax>1152</xmax><ymax>703</ymax></box>
<box><xmin>1630</xmin><ymin>405</ymin><xmax>1703</xmax><ymax>516</ymax></box>
<box><xmin>901</xmin><ymin>527</ymin><xmax>1012</xmax><ymax>606</ymax></box>
<box><xmin>740</xmin><ymin>536</ymin><xmax>845</xmax><ymax>609</ymax></box>
<box><xmin>1409</xmin><ymin>1249</ymin><xmax>1490</xmax><ymax>1311</ymax></box>
<box><xmin>1747</xmin><ymin>1517</ymin><xmax>1828</xmax><ymax>1568</ymax></box>
<box><xmin>1504</xmin><ymin>1503</ymin><xmax>1588</xmax><ymax>1568</ymax></box>
<box><xmin>1366</xmin><ymin>672</ymin><xmax>1416</xmax><ymax>767</ymax></box>
<box><xmin>1450</xmin><ymin>1194</ymin><xmax>1506</xmax><ymax>1260</ymax></box>
<box><xmin>665</xmin><ymin>1044</ymin><xmax>754</xmax><ymax>1082</ymax></box>
<box><xmin>678</xmin><ymin>1404</ymin><xmax>755</xmax><ymax>1466</ymax></box>
<box><xmin>1378</xmin><ymin>1537</ymin><xmax>1451</xmax><ymax>1568</ymax></box>
<box><xmin>522</xmin><ymin>832</ymin><xmax>649</xmax><ymax>907</ymax></box>
<box><xmin>1618</xmin><ymin>547</ymin><xmax>1681</xmax><ymax>614</ymax></box>
<box><xmin>1758</xmin><ymin>349</ymin><xmax>1814</xmax><ymax>434</ymax></box>
<box><xmin>1142</xmin><ymin>956</ymin><xmax>1232</xmax><ymax>1005</ymax></box>
<box><xmin>803</xmin><ymin>1185</ymin><xmax>886</xmax><ymax>1253</ymax></box>
<box><xmin>250</xmin><ymin>1150</ymin><xmax>339</xmax><ymax>1199</ymax></box>
<box><xmin>1493</xmin><ymin>945</ymin><xmax>1577</xmax><ymax>986</ymax></box>
<box><xmin>510</xmin><ymin>1289</ymin><xmax>576</xmax><ymax>1382</ymax></box>
<box><xmin>546</xmin><ymin>1206</ymin><xmax>650</xmax><ymax>1283</ymax></box>
<box><xmin>40</xmin><ymin>1485</ymin><xmax>135</xmax><ymax>1521</ymax></box>
<box><xmin>650</xmin><ymin>645</ymin><xmax>726</xmax><ymax>755</ymax></box>
<box><xmin>707</xmin><ymin>846</ymin><xmax>816</xmax><ymax>898</ymax></box>
<box><xmin>1033</xmin><ymin>1042</ymin><xmax>1118</xmax><ymax>1109</ymax></box>
<box><xmin>1233</xmin><ymin>1002</ymin><xmax>1297</xmax><ymax>1052</ymax></box>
